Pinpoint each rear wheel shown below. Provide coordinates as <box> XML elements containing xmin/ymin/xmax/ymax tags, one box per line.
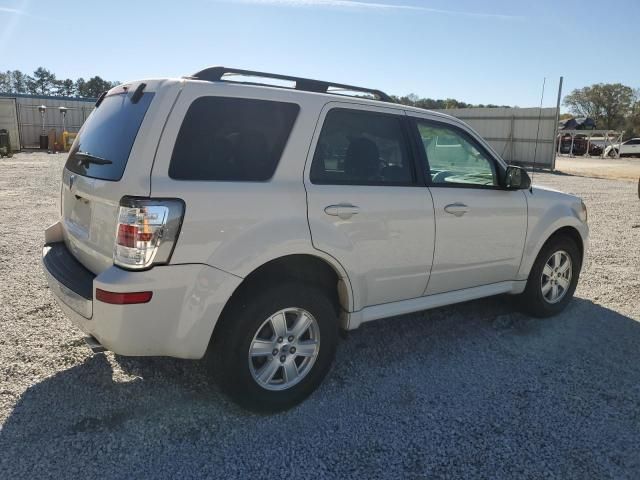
<box><xmin>517</xmin><ymin>236</ymin><xmax>581</xmax><ymax>318</ymax></box>
<box><xmin>209</xmin><ymin>283</ymin><xmax>338</xmax><ymax>412</ymax></box>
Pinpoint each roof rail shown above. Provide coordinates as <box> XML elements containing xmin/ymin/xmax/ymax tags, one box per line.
<box><xmin>188</xmin><ymin>66</ymin><xmax>393</xmax><ymax>102</ymax></box>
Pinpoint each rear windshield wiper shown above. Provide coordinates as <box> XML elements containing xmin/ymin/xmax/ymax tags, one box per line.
<box><xmin>73</xmin><ymin>151</ymin><xmax>113</xmax><ymax>166</ymax></box>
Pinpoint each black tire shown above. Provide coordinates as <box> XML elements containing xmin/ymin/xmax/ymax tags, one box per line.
<box><xmin>517</xmin><ymin>235</ymin><xmax>581</xmax><ymax>318</ymax></box>
<box><xmin>209</xmin><ymin>283</ymin><xmax>338</xmax><ymax>412</ymax></box>
<box><xmin>608</xmin><ymin>149</ymin><xmax>618</xmax><ymax>158</ymax></box>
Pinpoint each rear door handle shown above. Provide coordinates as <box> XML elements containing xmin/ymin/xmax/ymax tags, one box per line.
<box><xmin>444</xmin><ymin>203</ymin><xmax>469</xmax><ymax>217</ymax></box>
<box><xmin>324</xmin><ymin>204</ymin><xmax>360</xmax><ymax>220</ymax></box>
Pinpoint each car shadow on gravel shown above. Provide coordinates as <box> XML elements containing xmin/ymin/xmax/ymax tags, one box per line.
<box><xmin>1</xmin><ymin>297</ymin><xmax>639</xmax><ymax>478</ymax></box>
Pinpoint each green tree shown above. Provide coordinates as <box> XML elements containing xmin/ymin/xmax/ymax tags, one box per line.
<box><xmin>81</xmin><ymin>76</ymin><xmax>115</xmax><ymax>98</ymax></box>
<box><xmin>56</xmin><ymin>78</ymin><xmax>76</xmax><ymax>97</ymax></box>
<box><xmin>75</xmin><ymin>77</ymin><xmax>87</xmax><ymax>96</ymax></box>
<box><xmin>0</xmin><ymin>71</ymin><xmax>10</xmax><ymax>93</ymax></box>
<box><xmin>1</xmin><ymin>68</ymin><xmax>119</xmax><ymax>98</ymax></box>
<box><xmin>27</xmin><ymin>67</ymin><xmax>57</xmax><ymax>95</ymax></box>
<box><xmin>563</xmin><ymin>83</ymin><xmax>635</xmax><ymax>130</ymax></box>
<box><xmin>389</xmin><ymin>93</ymin><xmax>500</xmax><ymax>110</ymax></box>
<box><xmin>10</xmin><ymin>70</ymin><xmax>28</xmax><ymax>94</ymax></box>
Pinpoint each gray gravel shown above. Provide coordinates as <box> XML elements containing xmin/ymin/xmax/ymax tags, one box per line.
<box><xmin>1</xmin><ymin>152</ymin><xmax>639</xmax><ymax>479</ymax></box>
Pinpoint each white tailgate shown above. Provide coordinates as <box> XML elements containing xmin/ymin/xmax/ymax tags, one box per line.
<box><xmin>60</xmin><ymin>80</ymin><xmax>182</xmax><ymax>274</ymax></box>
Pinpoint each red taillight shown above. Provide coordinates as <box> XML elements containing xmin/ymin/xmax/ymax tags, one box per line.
<box><xmin>95</xmin><ymin>288</ymin><xmax>153</xmax><ymax>305</ymax></box>
<box><xmin>117</xmin><ymin>224</ymin><xmax>138</xmax><ymax>248</ymax></box>
<box><xmin>116</xmin><ymin>224</ymin><xmax>154</xmax><ymax>248</ymax></box>
<box><xmin>114</xmin><ymin>198</ymin><xmax>184</xmax><ymax>270</ymax></box>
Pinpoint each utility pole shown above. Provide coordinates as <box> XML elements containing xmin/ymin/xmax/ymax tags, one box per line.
<box><xmin>551</xmin><ymin>76</ymin><xmax>563</xmax><ymax>171</ymax></box>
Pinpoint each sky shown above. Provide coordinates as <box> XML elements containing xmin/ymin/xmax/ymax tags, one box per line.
<box><xmin>1</xmin><ymin>0</ymin><xmax>639</xmax><ymax>108</ymax></box>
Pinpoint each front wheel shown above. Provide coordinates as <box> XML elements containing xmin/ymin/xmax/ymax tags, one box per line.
<box><xmin>209</xmin><ymin>283</ymin><xmax>338</xmax><ymax>412</ymax></box>
<box><xmin>517</xmin><ymin>236</ymin><xmax>581</xmax><ymax>318</ymax></box>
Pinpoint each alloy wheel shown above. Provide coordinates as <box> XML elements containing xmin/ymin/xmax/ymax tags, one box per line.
<box><xmin>248</xmin><ymin>308</ymin><xmax>321</xmax><ymax>391</ymax></box>
<box><xmin>540</xmin><ymin>250</ymin><xmax>572</xmax><ymax>304</ymax></box>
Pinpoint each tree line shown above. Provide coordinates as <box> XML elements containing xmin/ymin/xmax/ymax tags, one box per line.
<box><xmin>0</xmin><ymin>67</ymin><xmax>515</xmax><ymax>107</ymax></box>
<box><xmin>1</xmin><ymin>68</ymin><xmax>638</xmax><ymax>136</ymax></box>
<box><xmin>390</xmin><ymin>93</ymin><xmax>510</xmax><ymax>110</ymax></box>
<box><xmin>0</xmin><ymin>67</ymin><xmax>118</xmax><ymax>98</ymax></box>
<box><xmin>396</xmin><ymin>84</ymin><xmax>639</xmax><ymax>137</ymax></box>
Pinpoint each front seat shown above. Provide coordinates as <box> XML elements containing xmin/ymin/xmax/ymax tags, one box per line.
<box><xmin>344</xmin><ymin>137</ymin><xmax>380</xmax><ymax>181</ymax></box>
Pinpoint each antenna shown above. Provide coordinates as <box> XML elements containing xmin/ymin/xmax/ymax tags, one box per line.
<box><xmin>530</xmin><ymin>77</ymin><xmax>546</xmax><ymax>192</ymax></box>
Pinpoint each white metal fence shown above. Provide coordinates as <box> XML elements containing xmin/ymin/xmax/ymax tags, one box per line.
<box><xmin>0</xmin><ymin>94</ymin><xmax>96</xmax><ymax>149</ymax></box>
<box><xmin>0</xmin><ymin>98</ymin><xmax>20</xmax><ymax>151</ymax></box>
<box><xmin>434</xmin><ymin>107</ymin><xmax>558</xmax><ymax>168</ymax></box>
<box><xmin>15</xmin><ymin>96</ymin><xmax>95</xmax><ymax>148</ymax></box>
<box><xmin>3</xmin><ymin>96</ymin><xmax>561</xmax><ymax>167</ymax></box>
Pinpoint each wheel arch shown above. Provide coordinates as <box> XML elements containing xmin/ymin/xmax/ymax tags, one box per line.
<box><xmin>520</xmin><ymin>223</ymin><xmax>586</xmax><ymax>281</ymax></box>
<box><xmin>545</xmin><ymin>226</ymin><xmax>584</xmax><ymax>263</ymax></box>
<box><xmin>211</xmin><ymin>253</ymin><xmax>353</xmax><ymax>343</ymax></box>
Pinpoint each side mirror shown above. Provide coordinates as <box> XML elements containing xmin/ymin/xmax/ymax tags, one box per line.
<box><xmin>505</xmin><ymin>165</ymin><xmax>531</xmax><ymax>190</ymax></box>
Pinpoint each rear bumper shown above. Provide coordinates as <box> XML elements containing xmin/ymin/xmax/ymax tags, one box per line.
<box><xmin>42</xmin><ymin>243</ymin><xmax>94</xmax><ymax>318</ymax></box>
<box><xmin>41</xmin><ymin>237</ymin><xmax>242</xmax><ymax>359</ymax></box>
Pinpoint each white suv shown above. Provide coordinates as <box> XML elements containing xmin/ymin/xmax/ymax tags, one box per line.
<box><xmin>604</xmin><ymin>137</ymin><xmax>640</xmax><ymax>157</ymax></box>
<box><xmin>42</xmin><ymin>67</ymin><xmax>589</xmax><ymax>411</ymax></box>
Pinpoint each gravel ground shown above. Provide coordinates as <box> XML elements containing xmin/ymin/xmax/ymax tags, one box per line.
<box><xmin>1</xmin><ymin>152</ymin><xmax>639</xmax><ymax>479</ymax></box>
<box><xmin>555</xmin><ymin>155</ymin><xmax>640</xmax><ymax>181</ymax></box>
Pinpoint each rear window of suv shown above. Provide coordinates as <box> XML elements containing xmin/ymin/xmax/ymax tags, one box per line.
<box><xmin>169</xmin><ymin>97</ymin><xmax>299</xmax><ymax>181</ymax></box>
<box><xmin>65</xmin><ymin>91</ymin><xmax>155</xmax><ymax>181</ymax></box>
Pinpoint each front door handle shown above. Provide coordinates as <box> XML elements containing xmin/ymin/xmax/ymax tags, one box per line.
<box><xmin>444</xmin><ymin>203</ymin><xmax>469</xmax><ymax>217</ymax></box>
<box><xmin>324</xmin><ymin>204</ymin><xmax>360</xmax><ymax>220</ymax></box>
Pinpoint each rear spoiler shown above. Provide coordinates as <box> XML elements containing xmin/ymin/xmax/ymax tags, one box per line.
<box><xmin>95</xmin><ymin>82</ymin><xmax>147</xmax><ymax>107</ymax></box>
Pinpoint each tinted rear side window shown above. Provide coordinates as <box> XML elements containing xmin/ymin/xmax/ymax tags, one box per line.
<box><xmin>65</xmin><ymin>92</ymin><xmax>155</xmax><ymax>181</ymax></box>
<box><xmin>310</xmin><ymin>109</ymin><xmax>414</xmax><ymax>186</ymax></box>
<box><xmin>169</xmin><ymin>97</ymin><xmax>299</xmax><ymax>181</ymax></box>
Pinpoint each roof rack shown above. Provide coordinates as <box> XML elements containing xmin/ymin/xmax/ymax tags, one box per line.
<box><xmin>188</xmin><ymin>66</ymin><xmax>393</xmax><ymax>103</ymax></box>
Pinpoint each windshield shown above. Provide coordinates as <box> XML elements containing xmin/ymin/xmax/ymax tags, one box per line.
<box><xmin>65</xmin><ymin>91</ymin><xmax>155</xmax><ymax>181</ymax></box>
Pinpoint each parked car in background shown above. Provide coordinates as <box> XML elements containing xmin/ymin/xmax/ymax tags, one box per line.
<box><xmin>589</xmin><ymin>143</ymin><xmax>604</xmax><ymax>156</ymax></box>
<box><xmin>557</xmin><ymin>134</ymin><xmax>603</xmax><ymax>156</ymax></box>
<box><xmin>604</xmin><ymin>138</ymin><xmax>640</xmax><ymax>157</ymax></box>
<box><xmin>41</xmin><ymin>67</ymin><xmax>589</xmax><ymax>411</ymax></box>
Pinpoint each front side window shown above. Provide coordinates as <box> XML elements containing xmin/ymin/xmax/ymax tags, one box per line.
<box><xmin>310</xmin><ymin>109</ymin><xmax>414</xmax><ymax>185</ymax></box>
<box><xmin>169</xmin><ymin>97</ymin><xmax>299</xmax><ymax>181</ymax></box>
<box><xmin>417</xmin><ymin>121</ymin><xmax>498</xmax><ymax>187</ymax></box>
